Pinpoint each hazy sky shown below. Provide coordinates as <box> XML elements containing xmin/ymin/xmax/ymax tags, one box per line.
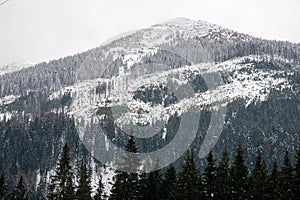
<box><xmin>0</xmin><ymin>0</ymin><xmax>299</xmax><ymax>66</ymax></box>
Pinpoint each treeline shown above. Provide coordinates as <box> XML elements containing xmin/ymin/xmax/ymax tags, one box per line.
<box><xmin>0</xmin><ymin>143</ymin><xmax>103</xmax><ymax>200</ymax></box>
<box><xmin>47</xmin><ymin>143</ymin><xmax>104</xmax><ymax>200</ymax></box>
<box><xmin>158</xmin><ymin>36</ymin><xmax>300</xmax><ymax>64</ymax></box>
<box><xmin>110</xmin><ymin>137</ymin><xmax>300</xmax><ymax>200</ymax></box>
<box><xmin>1</xmin><ymin>137</ymin><xmax>299</xmax><ymax>199</ymax></box>
<box><xmin>0</xmin><ymin>174</ymin><xmax>29</xmax><ymax>200</ymax></box>
<box><xmin>0</xmin><ymin>112</ymin><xmax>79</xmax><ymax>176</ymax></box>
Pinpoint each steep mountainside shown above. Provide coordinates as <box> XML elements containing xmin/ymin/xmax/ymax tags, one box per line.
<box><xmin>0</xmin><ymin>18</ymin><xmax>300</xmax><ymax>198</ymax></box>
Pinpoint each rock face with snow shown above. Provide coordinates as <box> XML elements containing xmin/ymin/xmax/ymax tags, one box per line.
<box><xmin>0</xmin><ymin>18</ymin><xmax>300</xmax><ymax>196</ymax></box>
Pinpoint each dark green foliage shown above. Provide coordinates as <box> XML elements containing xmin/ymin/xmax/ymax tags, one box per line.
<box><xmin>110</xmin><ymin>136</ymin><xmax>141</xmax><ymax>200</ymax></box>
<box><xmin>48</xmin><ymin>143</ymin><xmax>75</xmax><ymax>200</ymax></box>
<box><xmin>11</xmin><ymin>175</ymin><xmax>29</xmax><ymax>200</ymax></box>
<box><xmin>171</xmin><ymin>150</ymin><xmax>201</xmax><ymax>200</ymax></box>
<box><xmin>144</xmin><ymin>166</ymin><xmax>162</xmax><ymax>200</ymax></box>
<box><xmin>294</xmin><ymin>147</ymin><xmax>300</xmax><ymax>200</ymax></box>
<box><xmin>229</xmin><ymin>144</ymin><xmax>249</xmax><ymax>200</ymax></box>
<box><xmin>202</xmin><ymin>150</ymin><xmax>217</xmax><ymax>200</ymax></box>
<box><xmin>133</xmin><ymin>84</ymin><xmax>178</xmax><ymax>107</ymax></box>
<box><xmin>188</xmin><ymin>74</ymin><xmax>208</xmax><ymax>93</ymax></box>
<box><xmin>279</xmin><ymin>151</ymin><xmax>293</xmax><ymax>200</ymax></box>
<box><xmin>0</xmin><ymin>173</ymin><xmax>8</xmax><ymax>200</ymax></box>
<box><xmin>142</xmin><ymin>49</ymin><xmax>191</xmax><ymax>69</ymax></box>
<box><xmin>264</xmin><ymin>161</ymin><xmax>280</xmax><ymax>200</ymax></box>
<box><xmin>76</xmin><ymin>159</ymin><xmax>92</xmax><ymax>200</ymax></box>
<box><xmin>64</xmin><ymin>176</ymin><xmax>75</xmax><ymax>200</ymax></box>
<box><xmin>160</xmin><ymin>164</ymin><xmax>176</xmax><ymax>200</ymax></box>
<box><xmin>215</xmin><ymin>149</ymin><xmax>230</xmax><ymax>200</ymax></box>
<box><xmin>0</xmin><ymin>91</ymin><xmax>72</xmax><ymax>114</ymax></box>
<box><xmin>0</xmin><ymin>112</ymin><xmax>79</xmax><ymax>177</ymax></box>
<box><xmin>249</xmin><ymin>152</ymin><xmax>267</xmax><ymax>200</ymax></box>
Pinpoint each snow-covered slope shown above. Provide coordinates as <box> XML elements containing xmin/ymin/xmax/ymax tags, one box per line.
<box><xmin>1</xmin><ymin>18</ymin><xmax>299</xmax><ymax>198</ymax></box>
<box><xmin>0</xmin><ymin>61</ymin><xmax>35</xmax><ymax>75</ymax></box>
<box><xmin>50</xmin><ymin>55</ymin><xmax>291</xmax><ymax>140</ymax></box>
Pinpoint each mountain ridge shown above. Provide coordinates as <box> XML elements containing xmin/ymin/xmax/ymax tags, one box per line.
<box><xmin>0</xmin><ymin>18</ymin><xmax>300</xmax><ymax>199</ymax></box>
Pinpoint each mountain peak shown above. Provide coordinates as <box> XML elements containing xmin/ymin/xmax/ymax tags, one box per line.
<box><xmin>149</xmin><ymin>17</ymin><xmax>250</xmax><ymax>43</ymax></box>
<box><xmin>151</xmin><ymin>17</ymin><xmax>216</xmax><ymax>30</ymax></box>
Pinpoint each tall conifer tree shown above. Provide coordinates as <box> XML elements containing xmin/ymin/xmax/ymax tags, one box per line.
<box><xmin>215</xmin><ymin>149</ymin><xmax>230</xmax><ymax>200</ymax></box>
<box><xmin>202</xmin><ymin>150</ymin><xmax>217</xmax><ymax>200</ymax></box>
<box><xmin>76</xmin><ymin>159</ymin><xmax>92</xmax><ymax>200</ymax></box>
<box><xmin>171</xmin><ymin>150</ymin><xmax>201</xmax><ymax>200</ymax></box>
<box><xmin>229</xmin><ymin>144</ymin><xmax>249</xmax><ymax>200</ymax></box>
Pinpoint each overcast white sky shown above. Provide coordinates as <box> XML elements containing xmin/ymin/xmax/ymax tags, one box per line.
<box><xmin>0</xmin><ymin>0</ymin><xmax>299</xmax><ymax>66</ymax></box>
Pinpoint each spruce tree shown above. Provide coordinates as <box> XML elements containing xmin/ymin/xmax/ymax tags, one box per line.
<box><xmin>279</xmin><ymin>150</ymin><xmax>293</xmax><ymax>200</ymax></box>
<box><xmin>202</xmin><ymin>150</ymin><xmax>217</xmax><ymax>200</ymax></box>
<box><xmin>109</xmin><ymin>172</ymin><xmax>128</xmax><ymax>200</ymax></box>
<box><xmin>294</xmin><ymin>147</ymin><xmax>300</xmax><ymax>200</ymax></box>
<box><xmin>264</xmin><ymin>161</ymin><xmax>279</xmax><ymax>200</ymax></box>
<box><xmin>145</xmin><ymin>167</ymin><xmax>162</xmax><ymax>200</ymax></box>
<box><xmin>161</xmin><ymin>164</ymin><xmax>176</xmax><ymax>200</ymax></box>
<box><xmin>215</xmin><ymin>149</ymin><xmax>230</xmax><ymax>200</ymax></box>
<box><xmin>171</xmin><ymin>150</ymin><xmax>201</xmax><ymax>200</ymax></box>
<box><xmin>249</xmin><ymin>152</ymin><xmax>267</xmax><ymax>200</ymax></box>
<box><xmin>229</xmin><ymin>144</ymin><xmax>249</xmax><ymax>200</ymax></box>
<box><xmin>76</xmin><ymin>159</ymin><xmax>92</xmax><ymax>200</ymax></box>
<box><xmin>11</xmin><ymin>175</ymin><xmax>29</xmax><ymax>200</ymax></box>
<box><xmin>0</xmin><ymin>173</ymin><xmax>8</xmax><ymax>200</ymax></box>
<box><xmin>110</xmin><ymin>136</ymin><xmax>141</xmax><ymax>200</ymax></box>
<box><xmin>65</xmin><ymin>176</ymin><xmax>75</xmax><ymax>200</ymax></box>
<box><xmin>48</xmin><ymin>143</ymin><xmax>74</xmax><ymax>200</ymax></box>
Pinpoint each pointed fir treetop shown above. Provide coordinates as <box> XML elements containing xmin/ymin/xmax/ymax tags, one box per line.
<box><xmin>76</xmin><ymin>158</ymin><xmax>92</xmax><ymax>200</ymax></box>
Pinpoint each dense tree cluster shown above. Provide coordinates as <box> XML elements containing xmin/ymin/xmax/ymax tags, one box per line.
<box><xmin>109</xmin><ymin>137</ymin><xmax>300</xmax><ymax>200</ymax></box>
<box><xmin>1</xmin><ymin>135</ymin><xmax>300</xmax><ymax>199</ymax></box>
<box><xmin>0</xmin><ymin>112</ymin><xmax>79</xmax><ymax>176</ymax></box>
<box><xmin>0</xmin><ymin>174</ymin><xmax>29</xmax><ymax>200</ymax></box>
<box><xmin>133</xmin><ymin>84</ymin><xmax>178</xmax><ymax>107</ymax></box>
<box><xmin>47</xmin><ymin>143</ymin><xmax>103</xmax><ymax>200</ymax></box>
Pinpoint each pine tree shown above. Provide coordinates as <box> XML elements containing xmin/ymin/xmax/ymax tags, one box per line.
<box><xmin>64</xmin><ymin>176</ymin><xmax>75</xmax><ymax>200</ymax></box>
<box><xmin>11</xmin><ymin>175</ymin><xmax>29</xmax><ymax>200</ymax></box>
<box><xmin>279</xmin><ymin>150</ymin><xmax>293</xmax><ymax>200</ymax></box>
<box><xmin>293</xmin><ymin>147</ymin><xmax>300</xmax><ymax>200</ymax></box>
<box><xmin>229</xmin><ymin>144</ymin><xmax>249</xmax><ymax>200</ymax></box>
<box><xmin>48</xmin><ymin>143</ymin><xmax>74</xmax><ymax>200</ymax></box>
<box><xmin>145</xmin><ymin>165</ymin><xmax>162</xmax><ymax>200</ymax></box>
<box><xmin>94</xmin><ymin>175</ymin><xmax>105</xmax><ymax>200</ymax></box>
<box><xmin>264</xmin><ymin>161</ymin><xmax>279</xmax><ymax>200</ymax></box>
<box><xmin>110</xmin><ymin>136</ymin><xmax>141</xmax><ymax>200</ymax></box>
<box><xmin>171</xmin><ymin>150</ymin><xmax>201</xmax><ymax>200</ymax></box>
<box><xmin>249</xmin><ymin>152</ymin><xmax>267</xmax><ymax>200</ymax></box>
<box><xmin>215</xmin><ymin>149</ymin><xmax>230</xmax><ymax>200</ymax></box>
<box><xmin>0</xmin><ymin>173</ymin><xmax>8</xmax><ymax>200</ymax></box>
<box><xmin>202</xmin><ymin>150</ymin><xmax>217</xmax><ymax>199</ymax></box>
<box><xmin>109</xmin><ymin>172</ymin><xmax>128</xmax><ymax>200</ymax></box>
<box><xmin>76</xmin><ymin>159</ymin><xmax>92</xmax><ymax>200</ymax></box>
<box><xmin>161</xmin><ymin>164</ymin><xmax>176</xmax><ymax>200</ymax></box>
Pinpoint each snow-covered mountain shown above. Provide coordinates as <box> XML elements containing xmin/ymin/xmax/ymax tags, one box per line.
<box><xmin>0</xmin><ymin>18</ymin><xmax>300</xmax><ymax>197</ymax></box>
<box><xmin>0</xmin><ymin>61</ymin><xmax>35</xmax><ymax>75</ymax></box>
